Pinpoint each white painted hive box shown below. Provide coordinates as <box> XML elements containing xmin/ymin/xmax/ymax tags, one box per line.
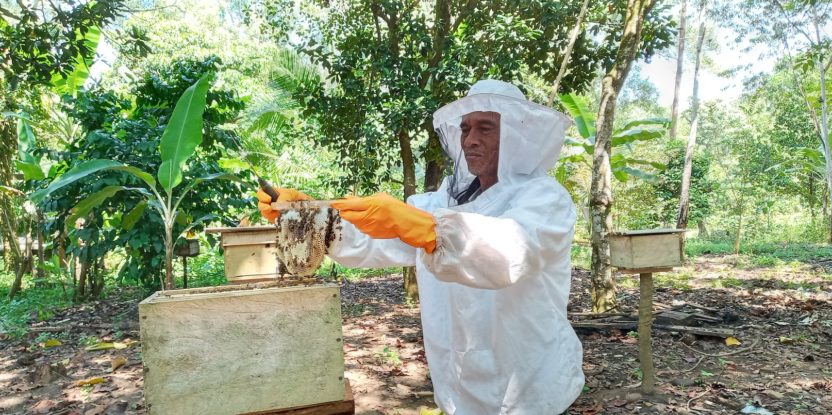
<box><xmin>609</xmin><ymin>229</ymin><xmax>685</xmax><ymax>271</ymax></box>
<box><xmin>139</xmin><ymin>284</ymin><xmax>345</xmax><ymax>415</ymax></box>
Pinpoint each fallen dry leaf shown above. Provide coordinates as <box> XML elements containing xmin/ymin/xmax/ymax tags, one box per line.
<box><xmin>110</xmin><ymin>356</ymin><xmax>128</xmax><ymax>371</ymax></box>
<box><xmin>725</xmin><ymin>336</ymin><xmax>742</xmax><ymax>346</ymax></box>
<box><xmin>85</xmin><ymin>340</ymin><xmax>136</xmax><ymax>351</ymax></box>
<box><xmin>76</xmin><ymin>376</ymin><xmax>107</xmax><ymax>387</ymax></box>
<box><xmin>30</xmin><ymin>399</ymin><xmax>57</xmax><ymax>414</ymax></box>
<box><xmin>42</xmin><ymin>338</ymin><xmax>62</xmax><ymax>348</ymax></box>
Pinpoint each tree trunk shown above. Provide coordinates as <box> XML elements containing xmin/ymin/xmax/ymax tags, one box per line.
<box><xmin>7</xmin><ymin>218</ymin><xmax>31</xmax><ymax>299</ymax></box>
<box><xmin>733</xmin><ymin>207</ymin><xmax>743</xmax><ymax>254</ymax></box>
<box><xmin>76</xmin><ymin>260</ymin><xmax>89</xmax><ymax>301</ymax></box>
<box><xmin>397</xmin><ymin>125</ymin><xmax>420</xmax><ymax>300</ymax></box>
<box><xmin>7</xmin><ymin>266</ymin><xmax>24</xmax><ymax>300</ymax></box>
<box><xmin>422</xmin><ymin>119</ymin><xmax>446</xmax><ymax>192</ymax></box>
<box><xmin>0</xmin><ymin>117</ymin><xmax>19</xmax><ymax>271</ymax></box>
<box><xmin>668</xmin><ymin>0</ymin><xmax>687</xmax><ymax>140</ymax></box>
<box><xmin>90</xmin><ymin>258</ymin><xmax>105</xmax><ymax>298</ymax></box>
<box><xmin>590</xmin><ymin>0</ymin><xmax>658</xmax><ymax>313</ymax></box>
<box><xmin>24</xmin><ymin>224</ymin><xmax>33</xmax><ymax>277</ymax></box>
<box><xmin>548</xmin><ymin>0</ymin><xmax>591</xmax><ymax>104</ymax></box>
<box><xmin>36</xmin><ymin>212</ymin><xmax>45</xmax><ymax>281</ymax></box>
<box><xmin>676</xmin><ymin>2</ymin><xmax>706</xmax><ymax>230</ymax></box>
<box><xmin>805</xmin><ymin>3</ymin><xmax>832</xmax><ymax>243</ymax></box>
<box><xmin>697</xmin><ymin>219</ymin><xmax>708</xmax><ymax>239</ymax></box>
<box><xmin>398</xmin><ymin>127</ymin><xmax>417</xmax><ymax>199</ymax></box>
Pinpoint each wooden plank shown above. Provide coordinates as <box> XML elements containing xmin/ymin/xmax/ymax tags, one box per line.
<box><xmin>690</xmin><ymin>312</ymin><xmax>722</xmax><ymax>323</ymax></box>
<box><xmin>228</xmin><ymin>275</ymin><xmax>281</xmax><ymax>284</ymax></box>
<box><xmin>684</xmin><ymin>301</ymin><xmax>721</xmax><ymax>313</ymax></box>
<box><xmin>243</xmin><ymin>380</ymin><xmax>355</xmax><ymax>415</ymax></box>
<box><xmin>654</xmin><ymin>310</ymin><xmax>695</xmax><ymax>325</ymax></box>
<box><xmin>140</xmin><ymin>285</ymin><xmax>345</xmax><ymax>415</ymax></box>
<box><xmin>571</xmin><ymin>321</ymin><xmax>734</xmax><ymax>338</ymax></box>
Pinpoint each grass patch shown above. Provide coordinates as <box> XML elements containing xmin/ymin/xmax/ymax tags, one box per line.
<box><xmin>317</xmin><ymin>257</ymin><xmax>401</xmax><ymax>281</ymax></box>
<box><xmin>571</xmin><ymin>243</ymin><xmax>591</xmax><ymax>269</ymax></box>
<box><xmin>654</xmin><ymin>270</ymin><xmax>694</xmax><ymax>291</ymax></box>
<box><xmin>617</xmin><ymin>276</ymin><xmax>638</xmax><ymax>289</ymax></box>
<box><xmin>704</xmin><ymin>276</ymin><xmax>744</xmax><ymax>289</ymax></box>
<box><xmin>686</xmin><ymin>239</ymin><xmax>832</xmax><ymax>265</ymax></box>
<box><xmin>0</xmin><ymin>268</ymin><xmax>72</xmax><ymax>338</ymax></box>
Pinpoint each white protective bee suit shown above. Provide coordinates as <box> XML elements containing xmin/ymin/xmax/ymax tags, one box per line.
<box><xmin>328</xmin><ymin>80</ymin><xmax>584</xmax><ymax>414</ymax></box>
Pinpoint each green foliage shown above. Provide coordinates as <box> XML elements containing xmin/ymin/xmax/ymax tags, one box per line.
<box><xmin>15</xmin><ymin>117</ymin><xmax>45</xmax><ymax>180</ymax></box>
<box><xmin>0</xmin><ymin>1</ymin><xmax>122</xmax><ymax>91</ymax></box>
<box><xmin>278</xmin><ymin>0</ymin><xmax>675</xmax><ymax>194</ymax></box>
<box><xmin>158</xmin><ymin>75</ymin><xmax>211</xmax><ymax>193</ymax></box>
<box><xmin>560</xmin><ymin>94</ymin><xmax>596</xmax><ymax>138</ymax></box>
<box><xmin>31</xmin><ymin>160</ymin><xmax>154</xmax><ymax>203</ymax></box>
<box><xmin>0</xmin><ymin>267</ymin><xmax>71</xmax><ymax>338</ymax></box>
<box><xmin>316</xmin><ymin>257</ymin><xmax>400</xmax><ymax>281</ymax></box>
<box><xmin>686</xmin><ymin>239</ymin><xmax>832</xmax><ymax>264</ymax></box>
<box><xmin>32</xmin><ymin>57</ymin><xmax>250</xmax><ymax>287</ymax></box>
<box><xmin>184</xmin><ymin>248</ymin><xmax>228</xmax><ymax>288</ymax></box>
<box><xmin>652</xmin><ymin>145</ymin><xmax>715</xmax><ymax>225</ymax></box>
<box><xmin>557</xmin><ymin>93</ymin><xmax>668</xmax><ymax>184</ymax></box>
<box><xmin>50</xmin><ymin>25</ymin><xmax>101</xmax><ymax>95</ymax></box>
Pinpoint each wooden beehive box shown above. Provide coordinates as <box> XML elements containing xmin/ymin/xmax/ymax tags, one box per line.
<box><xmin>609</xmin><ymin>229</ymin><xmax>685</xmax><ymax>271</ymax></box>
<box><xmin>139</xmin><ymin>284</ymin><xmax>345</xmax><ymax>415</ymax></box>
<box><xmin>206</xmin><ymin>226</ymin><xmax>280</xmax><ymax>283</ymax></box>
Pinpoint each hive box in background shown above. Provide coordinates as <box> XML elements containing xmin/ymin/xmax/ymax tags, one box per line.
<box><xmin>609</xmin><ymin>229</ymin><xmax>685</xmax><ymax>271</ymax></box>
<box><xmin>206</xmin><ymin>226</ymin><xmax>281</xmax><ymax>283</ymax></box>
<box><xmin>139</xmin><ymin>284</ymin><xmax>345</xmax><ymax>415</ymax></box>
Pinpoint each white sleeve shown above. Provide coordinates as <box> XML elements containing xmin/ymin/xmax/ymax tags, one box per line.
<box><xmin>326</xmin><ymin>218</ymin><xmax>418</xmax><ymax>268</ymax></box>
<box><xmin>421</xmin><ymin>185</ymin><xmax>575</xmax><ymax>289</ymax></box>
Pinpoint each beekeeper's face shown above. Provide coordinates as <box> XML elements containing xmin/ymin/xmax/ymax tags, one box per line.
<box><xmin>460</xmin><ymin>111</ymin><xmax>501</xmax><ymax>184</ymax></box>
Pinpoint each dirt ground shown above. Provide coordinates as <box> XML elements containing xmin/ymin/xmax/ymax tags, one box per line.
<box><xmin>1</xmin><ymin>254</ymin><xmax>831</xmax><ymax>414</ymax></box>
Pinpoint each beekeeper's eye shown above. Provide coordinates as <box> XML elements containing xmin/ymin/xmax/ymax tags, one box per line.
<box><xmin>460</xmin><ymin>123</ymin><xmax>471</xmax><ymax>137</ymax></box>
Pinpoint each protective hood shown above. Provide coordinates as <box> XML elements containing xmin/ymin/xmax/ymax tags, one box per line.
<box><xmin>433</xmin><ymin>79</ymin><xmax>572</xmax><ymax>204</ymax></box>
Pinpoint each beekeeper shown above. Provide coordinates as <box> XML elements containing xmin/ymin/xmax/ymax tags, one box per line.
<box><xmin>258</xmin><ymin>80</ymin><xmax>584</xmax><ymax>414</ymax></box>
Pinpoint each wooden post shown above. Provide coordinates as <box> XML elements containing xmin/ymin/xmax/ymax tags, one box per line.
<box><xmin>638</xmin><ymin>272</ymin><xmax>655</xmax><ymax>395</ymax></box>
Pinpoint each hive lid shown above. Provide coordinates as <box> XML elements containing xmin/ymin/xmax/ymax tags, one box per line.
<box><xmin>205</xmin><ymin>225</ymin><xmax>275</xmax><ymax>234</ymax></box>
<box><xmin>611</xmin><ymin>228</ymin><xmax>687</xmax><ymax>236</ymax></box>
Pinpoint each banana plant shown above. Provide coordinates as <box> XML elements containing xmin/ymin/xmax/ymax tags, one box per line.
<box><xmin>557</xmin><ymin>93</ymin><xmax>668</xmax><ymax>223</ymax></box>
<box><xmin>31</xmin><ymin>75</ymin><xmax>239</xmax><ymax>290</ymax></box>
<box><xmin>558</xmin><ymin>93</ymin><xmax>668</xmax><ymax>181</ymax></box>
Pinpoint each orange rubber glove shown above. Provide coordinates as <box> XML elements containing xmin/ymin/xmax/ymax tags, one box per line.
<box><xmin>256</xmin><ymin>187</ymin><xmax>312</xmax><ymax>223</ymax></box>
<box><xmin>331</xmin><ymin>193</ymin><xmax>437</xmax><ymax>253</ymax></box>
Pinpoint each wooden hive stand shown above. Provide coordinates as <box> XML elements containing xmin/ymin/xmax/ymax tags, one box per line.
<box><xmin>609</xmin><ymin>229</ymin><xmax>685</xmax><ymax>395</ymax></box>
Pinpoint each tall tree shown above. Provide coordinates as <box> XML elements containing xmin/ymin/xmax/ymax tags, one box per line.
<box><xmin>668</xmin><ymin>0</ymin><xmax>687</xmax><ymax>140</ymax></box>
<box><xmin>276</xmin><ymin>0</ymin><xmax>672</xmax><ymax>299</ymax></box>
<box><xmin>0</xmin><ymin>0</ymin><xmax>123</xmax><ymax>274</ymax></box>
<box><xmin>590</xmin><ymin>0</ymin><xmax>660</xmax><ymax>313</ymax></box>
<box><xmin>736</xmin><ymin>0</ymin><xmax>832</xmax><ymax>240</ymax></box>
<box><xmin>548</xmin><ymin>0</ymin><xmax>592</xmax><ymax>104</ymax></box>
<box><xmin>676</xmin><ymin>0</ymin><xmax>707</xmax><ymax>230</ymax></box>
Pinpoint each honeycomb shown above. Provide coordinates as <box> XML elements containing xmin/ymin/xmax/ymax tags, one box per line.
<box><xmin>274</xmin><ymin>204</ymin><xmax>341</xmax><ymax>276</ymax></box>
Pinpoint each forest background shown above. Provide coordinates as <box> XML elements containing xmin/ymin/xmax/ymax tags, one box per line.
<box><xmin>1</xmin><ymin>0</ymin><xmax>831</xmax><ymax>334</ymax></box>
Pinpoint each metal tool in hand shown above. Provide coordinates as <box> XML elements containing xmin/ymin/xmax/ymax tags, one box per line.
<box><xmin>257</xmin><ymin>177</ymin><xmax>332</xmax><ymax>210</ymax></box>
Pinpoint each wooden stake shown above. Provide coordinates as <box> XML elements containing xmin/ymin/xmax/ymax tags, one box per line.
<box><xmin>638</xmin><ymin>272</ymin><xmax>655</xmax><ymax>395</ymax></box>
